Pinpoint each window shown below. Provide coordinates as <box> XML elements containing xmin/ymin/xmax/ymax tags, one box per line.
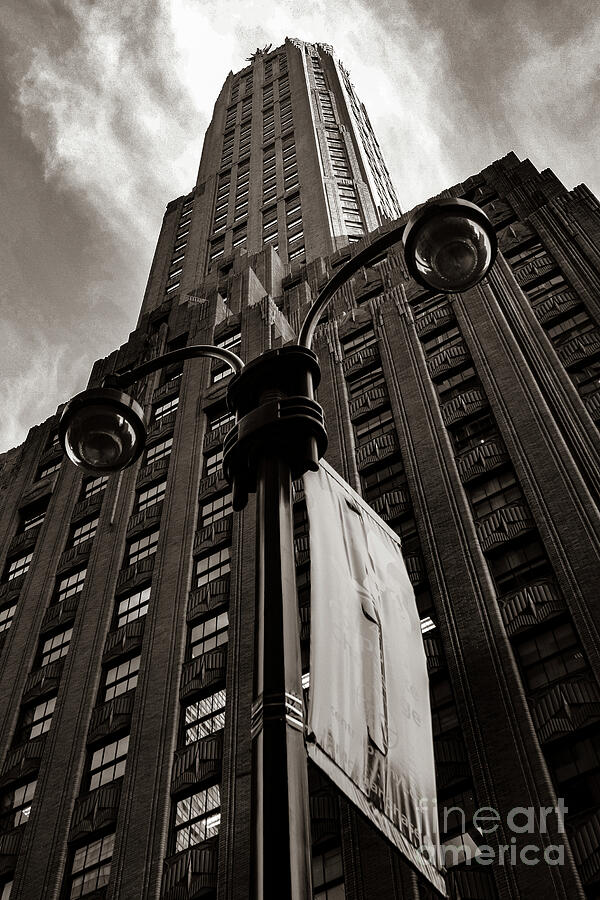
<box><xmin>191</xmin><ymin>612</ymin><xmax>229</xmax><ymax>657</ymax></box>
<box><xmin>200</xmin><ymin>493</ymin><xmax>232</xmax><ymax>527</ymax></box>
<box><xmin>360</xmin><ymin>457</ymin><xmax>406</xmax><ymax>504</ymax></box>
<box><xmin>546</xmin><ymin>309</ymin><xmax>595</xmax><ymax>346</ymax></box>
<box><xmin>489</xmin><ymin>537</ymin><xmax>552</xmax><ymax>595</ymax></box>
<box><xmin>81</xmin><ymin>475</ymin><xmax>109</xmax><ymax>499</ymax></box>
<box><xmin>18</xmin><ymin>696</ymin><xmax>56</xmax><ymax>741</ymax></box>
<box><xmin>211</xmin><ymin>363</ymin><xmax>234</xmax><ymax>384</ymax></box>
<box><xmin>174</xmin><ymin>785</ymin><xmax>220</xmax><ymax>852</ymax></box>
<box><xmin>137</xmin><ymin>481</ymin><xmax>166</xmax><ymax>512</ymax></box>
<box><xmin>468</xmin><ymin>470</ymin><xmax>523</xmax><ymax>519</ymax></box>
<box><xmin>312</xmin><ymin>846</ymin><xmax>345</xmax><ymax>899</ymax></box>
<box><xmin>145</xmin><ymin>437</ymin><xmax>173</xmax><ymax>465</ymax></box>
<box><xmin>56</xmin><ymin>567</ymin><xmax>87</xmax><ymax>603</ymax></box>
<box><xmin>0</xmin><ymin>780</ymin><xmax>36</xmax><ymax>829</ymax></box>
<box><xmin>153</xmin><ymin>396</ymin><xmax>179</xmax><ymax>424</ymax></box>
<box><xmin>69</xmin><ymin>516</ymin><xmax>99</xmax><ymax>548</ymax></box>
<box><xmin>105</xmin><ymin>656</ymin><xmax>140</xmax><ymax>702</ymax></box>
<box><xmin>5</xmin><ymin>552</ymin><xmax>33</xmax><ymax>582</ymax></box>
<box><xmin>435</xmin><ymin>366</ymin><xmax>477</xmax><ymax>402</ymax></box>
<box><xmin>421</xmin><ymin>325</ymin><xmax>462</xmax><ymax>356</ymax></box>
<box><xmin>69</xmin><ymin>833</ymin><xmax>114</xmax><ymax>898</ymax></box>
<box><xmin>216</xmin><ymin>328</ymin><xmax>241</xmax><ymax>352</ymax></box>
<box><xmin>354</xmin><ymin>408</ymin><xmax>394</xmax><ymax>446</ymax></box>
<box><xmin>89</xmin><ymin>735</ymin><xmax>129</xmax><ymax>790</ymax></box>
<box><xmin>184</xmin><ymin>689</ymin><xmax>226</xmax><ymax>744</ymax></box>
<box><xmin>548</xmin><ymin>730</ymin><xmax>600</xmax><ymax>815</ymax></box>
<box><xmin>207</xmin><ymin>407</ymin><xmax>235</xmax><ymax>432</ymax></box>
<box><xmin>36</xmin><ymin>460</ymin><xmax>61</xmax><ymax>480</ymax></box>
<box><xmin>430</xmin><ymin>679</ymin><xmax>459</xmax><ymax>737</ymax></box>
<box><xmin>346</xmin><ymin>366</ymin><xmax>385</xmax><ymax>400</ymax></box>
<box><xmin>203</xmin><ymin>448</ymin><xmax>224</xmax><ymax>478</ymax></box>
<box><xmin>515</xmin><ymin>621</ymin><xmax>587</xmax><ymax>692</ymax></box>
<box><xmin>449</xmin><ymin>413</ymin><xmax>498</xmax><ymax>454</ymax></box>
<box><xmin>195</xmin><ymin>547</ymin><xmax>231</xmax><ymax>588</ymax></box>
<box><xmin>126</xmin><ymin>530</ymin><xmax>159</xmax><ymax>566</ymax></box>
<box><xmin>20</xmin><ymin>498</ymin><xmax>49</xmax><ymax>533</ymax></box>
<box><xmin>40</xmin><ymin>628</ymin><xmax>72</xmax><ymax>667</ymax></box>
<box><xmin>341</xmin><ymin>327</ymin><xmax>376</xmax><ymax>356</ymax></box>
<box><xmin>0</xmin><ymin>603</ymin><xmax>16</xmax><ymax>633</ymax></box>
<box><xmin>116</xmin><ymin>586</ymin><xmax>150</xmax><ymax>628</ymax></box>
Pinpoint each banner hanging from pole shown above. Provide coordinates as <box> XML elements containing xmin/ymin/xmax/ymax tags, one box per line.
<box><xmin>304</xmin><ymin>461</ymin><xmax>445</xmax><ymax>894</ymax></box>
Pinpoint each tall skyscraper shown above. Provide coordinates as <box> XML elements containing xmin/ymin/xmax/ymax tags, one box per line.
<box><xmin>1</xmin><ymin>37</ymin><xmax>600</xmax><ymax>900</ymax></box>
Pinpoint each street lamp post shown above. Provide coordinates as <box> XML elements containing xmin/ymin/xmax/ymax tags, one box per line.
<box><xmin>59</xmin><ymin>200</ymin><xmax>496</xmax><ymax>899</ymax></box>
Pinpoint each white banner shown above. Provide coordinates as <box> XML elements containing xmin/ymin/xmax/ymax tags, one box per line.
<box><xmin>304</xmin><ymin>461</ymin><xmax>445</xmax><ymax>894</ymax></box>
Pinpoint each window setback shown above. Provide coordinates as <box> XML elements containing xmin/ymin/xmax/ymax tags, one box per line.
<box><xmin>203</xmin><ymin>447</ymin><xmax>224</xmax><ymax>478</ymax></box>
<box><xmin>137</xmin><ymin>481</ymin><xmax>167</xmax><ymax>512</ymax></box>
<box><xmin>195</xmin><ymin>546</ymin><xmax>231</xmax><ymax>588</ymax></box>
<box><xmin>5</xmin><ymin>552</ymin><xmax>33</xmax><ymax>582</ymax></box>
<box><xmin>126</xmin><ymin>530</ymin><xmax>159</xmax><ymax>566</ymax></box>
<box><xmin>82</xmin><ymin>475</ymin><xmax>109</xmax><ymax>499</ymax></box>
<box><xmin>153</xmin><ymin>396</ymin><xmax>179</xmax><ymax>424</ymax></box>
<box><xmin>69</xmin><ymin>516</ymin><xmax>99</xmax><ymax>548</ymax></box>
<box><xmin>145</xmin><ymin>436</ymin><xmax>173</xmax><ymax>465</ymax></box>
<box><xmin>200</xmin><ymin>493</ymin><xmax>233</xmax><ymax>528</ymax></box>
<box><xmin>0</xmin><ymin>603</ymin><xmax>17</xmax><ymax>633</ymax></box>
<box><xmin>89</xmin><ymin>735</ymin><xmax>129</xmax><ymax>790</ymax></box>
<box><xmin>19</xmin><ymin>696</ymin><xmax>57</xmax><ymax>741</ymax></box>
<box><xmin>105</xmin><ymin>656</ymin><xmax>140</xmax><ymax>702</ymax></box>
<box><xmin>116</xmin><ymin>585</ymin><xmax>151</xmax><ymax>629</ymax></box>
<box><xmin>515</xmin><ymin>621</ymin><xmax>587</xmax><ymax>692</ymax></box>
<box><xmin>40</xmin><ymin>627</ymin><xmax>73</xmax><ymax>667</ymax></box>
<box><xmin>175</xmin><ymin>784</ymin><xmax>220</xmax><ymax>852</ymax></box>
<box><xmin>0</xmin><ymin>780</ymin><xmax>36</xmax><ymax>829</ymax></box>
<box><xmin>184</xmin><ymin>689</ymin><xmax>226</xmax><ymax>744</ymax></box>
<box><xmin>70</xmin><ymin>833</ymin><xmax>114</xmax><ymax>899</ymax></box>
<box><xmin>37</xmin><ymin>460</ymin><xmax>62</xmax><ymax>481</ymax></box>
<box><xmin>20</xmin><ymin>500</ymin><xmax>49</xmax><ymax>533</ymax></box>
<box><xmin>341</xmin><ymin>327</ymin><xmax>376</xmax><ymax>356</ymax></box>
<box><xmin>191</xmin><ymin>612</ymin><xmax>229</xmax><ymax>658</ymax></box>
<box><xmin>208</xmin><ymin>408</ymin><xmax>235</xmax><ymax>432</ymax></box>
<box><xmin>56</xmin><ymin>567</ymin><xmax>87</xmax><ymax>603</ymax></box>
<box><xmin>354</xmin><ymin>408</ymin><xmax>394</xmax><ymax>445</ymax></box>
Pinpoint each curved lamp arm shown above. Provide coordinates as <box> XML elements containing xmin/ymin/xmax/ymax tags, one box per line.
<box><xmin>105</xmin><ymin>343</ymin><xmax>245</xmax><ymax>389</ymax></box>
<box><xmin>297</xmin><ymin>223</ymin><xmax>406</xmax><ymax>350</ymax></box>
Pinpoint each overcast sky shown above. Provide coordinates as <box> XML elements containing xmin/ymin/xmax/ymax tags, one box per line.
<box><xmin>1</xmin><ymin>0</ymin><xmax>599</xmax><ymax>453</ymax></box>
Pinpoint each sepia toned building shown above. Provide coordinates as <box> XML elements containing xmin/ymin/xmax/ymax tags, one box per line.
<box><xmin>1</xmin><ymin>37</ymin><xmax>600</xmax><ymax>900</ymax></box>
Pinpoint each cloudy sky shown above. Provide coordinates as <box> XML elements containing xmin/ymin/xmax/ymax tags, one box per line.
<box><xmin>1</xmin><ymin>0</ymin><xmax>599</xmax><ymax>453</ymax></box>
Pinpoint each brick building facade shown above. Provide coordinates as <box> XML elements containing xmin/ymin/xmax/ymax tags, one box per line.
<box><xmin>1</xmin><ymin>38</ymin><xmax>600</xmax><ymax>900</ymax></box>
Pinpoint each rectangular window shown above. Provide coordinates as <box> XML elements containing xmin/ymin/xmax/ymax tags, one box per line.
<box><xmin>312</xmin><ymin>846</ymin><xmax>344</xmax><ymax>898</ymax></box>
<box><xmin>105</xmin><ymin>656</ymin><xmax>140</xmax><ymax>702</ymax></box>
<box><xmin>203</xmin><ymin>448</ymin><xmax>224</xmax><ymax>479</ymax></box>
<box><xmin>20</xmin><ymin>499</ymin><xmax>49</xmax><ymax>532</ymax></box>
<box><xmin>89</xmin><ymin>735</ymin><xmax>129</xmax><ymax>790</ymax></box>
<box><xmin>0</xmin><ymin>603</ymin><xmax>17</xmax><ymax>633</ymax></box>
<box><xmin>200</xmin><ymin>493</ymin><xmax>233</xmax><ymax>528</ymax></box>
<box><xmin>69</xmin><ymin>516</ymin><xmax>99</xmax><ymax>548</ymax></box>
<box><xmin>191</xmin><ymin>612</ymin><xmax>229</xmax><ymax>657</ymax></box>
<box><xmin>41</xmin><ymin>628</ymin><xmax>73</xmax><ymax>667</ymax></box>
<box><xmin>153</xmin><ymin>396</ymin><xmax>179</xmax><ymax>423</ymax></box>
<box><xmin>195</xmin><ymin>547</ymin><xmax>231</xmax><ymax>588</ymax></box>
<box><xmin>137</xmin><ymin>481</ymin><xmax>166</xmax><ymax>512</ymax></box>
<box><xmin>20</xmin><ymin>696</ymin><xmax>56</xmax><ymax>741</ymax></box>
<box><xmin>145</xmin><ymin>437</ymin><xmax>173</xmax><ymax>465</ymax></box>
<box><xmin>56</xmin><ymin>568</ymin><xmax>87</xmax><ymax>603</ymax></box>
<box><xmin>6</xmin><ymin>552</ymin><xmax>33</xmax><ymax>582</ymax></box>
<box><xmin>82</xmin><ymin>475</ymin><xmax>109</xmax><ymax>499</ymax></box>
<box><xmin>126</xmin><ymin>530</ymin><xmax>159</xmax><ymax>566</ymax></box>
<box><xmin>341</xmin><ymin>327</ymin><xmax>376</xmax><ymax>356</ymax></box>
<box><xmin>515</xmin><ymin>621</ymin><xmax>587</xmax><ymax>691</ymax></box>
<box><xmin>360</xmin><ymin>457</ymin><xmax>406</xmax><ymax>503</ymax></box>
<box><xmin>1</xmin><ymin>780</ymin><xmax>36</xmax><ymax>829</ymax></box>
<box><xmin>37</xmin><ymin>460</ymin><xmax>61</xmax><ymax>481</ymax></box>
<box><xmin>347</xmin><ymin>366</ymin><xmax>385</xmax><ymax>400</ymax></box>
<box><xmin>207</xmin><ymin>408</ymin><xmax>235</xmax><ymax>432</ymax></box>
<box><xmin>354</xmin><ymin>409</ymin><xmax>394</xmax><ymax>446</ymax></box>
<box><xmin>184</xmin><ymin>689</ymin><xmax>226</xmax><ymax>744</ymax></box>
<box><xmin>175</xmin><ymin>785</ymin><xmax>220</xmax><ymax>852</ymax></box>
<box><xmin>70</xmin><ymin>833</ymin><xmax>114</xmax><ymax>899</ymax></box>
<box><xmin>468</xmin><ymin>470</ymin><xmax>523</xmax><ymax>519</ymax></box>
<box><xmin>116</xmin><ymin>586</ymin><xmax>150</xmax><ymax>629</ymax></box>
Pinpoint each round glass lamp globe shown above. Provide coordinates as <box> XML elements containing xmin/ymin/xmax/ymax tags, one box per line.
<box><xmin>403</xmin><ymin>199</ymin><xmax>497</xmax><ymax>293</ymax></box>
<box><xmin>59</xmin><ymin>388</ymin><xmax>146</xmax><ymax>474</ymax></box>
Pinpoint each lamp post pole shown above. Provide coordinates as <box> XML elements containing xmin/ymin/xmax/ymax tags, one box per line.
<box><xmin>59</xmin><ymin>200</ymin><xmax>497</xmax><ymax>900</ymax></box>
